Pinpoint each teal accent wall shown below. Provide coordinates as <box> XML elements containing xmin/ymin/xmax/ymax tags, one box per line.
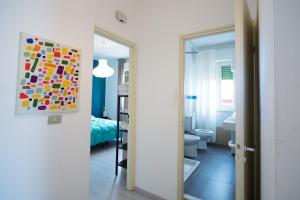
<box><xmin>91</xmin><ymin>59</ymin><xmax>106</xmax><ymax>118</ymax></box>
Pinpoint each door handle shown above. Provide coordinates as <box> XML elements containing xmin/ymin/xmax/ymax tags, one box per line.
<box><xmin>243</xmin><ymin>146</ymin><xmax>256</xmax><ymax>163</ymax></box>
<box><xmin>245</xmin><ymin>146</ymin><xmax>255</xmax><ymax>152</ymax></box>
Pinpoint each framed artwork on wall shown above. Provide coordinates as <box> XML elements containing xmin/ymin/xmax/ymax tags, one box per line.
<box><xmin>16</xmin><ymin>32</ymin><xmax>81</xmax><ymax>114</ymax></box>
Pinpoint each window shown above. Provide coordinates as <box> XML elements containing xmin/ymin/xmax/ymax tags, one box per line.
<box><xmin>118</xmin><ymin>58</ymin><xmax>129</xmax><ymax>84</ymax></box>
<box><xmin>216</xmin><ymin>64</ymin><xmax>235</xmax><ymax>111</ymax></box>
<box><xmin>124</xmin><ymin>63</ymin><xmax>130</xmax><ymax>83</ymax></box>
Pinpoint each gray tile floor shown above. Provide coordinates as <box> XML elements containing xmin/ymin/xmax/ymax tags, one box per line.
<box><xmin>184</xmin><ymin>144</ymin><xmax>235</xmax><ymax>200</ymax></box>
<box><xmin>89</xmin><ymin>142</ymin><xmax>153</xmax><ymax>200</ymax></box>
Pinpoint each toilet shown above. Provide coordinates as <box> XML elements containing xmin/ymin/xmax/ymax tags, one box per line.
<box><xmin>185</xmin><ymin>116</ymin><xmax>214</xmax><ymax>150</ymax></box>
<box><xmin>184</xmin><ymin>134</ymin><xmax>200</xmax><ymax>158</ymax></box>
<box><xmin>191</xmin><ymin>129</ymin><xmax>214</xmax><ymax>149</ymax></box>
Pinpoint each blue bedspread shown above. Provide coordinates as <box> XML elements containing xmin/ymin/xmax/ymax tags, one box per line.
<box><xmin>90</xmin><ymin>117</ymin><xmax>120</xmax><ymax>146</ymax></box>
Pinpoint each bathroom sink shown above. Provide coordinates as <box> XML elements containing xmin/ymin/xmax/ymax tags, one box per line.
<box><xmin>223</xmin><ymin>113</ymin><xmax>236</xmax><ymax>154</ymax></box>
<box><xmin>223</xmin><ymin>113</ymin><xmax>236</xmax><ymax>131</ymax></box>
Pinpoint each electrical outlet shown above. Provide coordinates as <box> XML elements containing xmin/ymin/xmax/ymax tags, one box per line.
<box><xmin>48</xmin><ymin>115</ymin><xmax>62</xmax><ymax>125</ymax></box>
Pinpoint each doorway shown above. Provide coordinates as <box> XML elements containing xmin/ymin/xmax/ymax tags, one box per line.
<box><xmin>89</xmin><ymin>27</ymin><xmax>137</xmax><ymax>199</ymax></box>
<box><xmin>179</xmin><ymin>27</ymin><xmax>236</xmax><ymax>200</ymax></box>
<box><xmin>179</xmin><ymin>2</ymin><xmax>259</xmax><ymax>199</ymax></box>
<box><xmin>179</xmin><ymin>2</ymin><xmax>260</xmax><ymax>198</ymax></box>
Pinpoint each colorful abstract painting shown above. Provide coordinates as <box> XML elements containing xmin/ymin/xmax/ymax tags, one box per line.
<box><xmin>16</xmin><ymin>33</ymin><xmax>81</xmax><ymax>114</ymax></box>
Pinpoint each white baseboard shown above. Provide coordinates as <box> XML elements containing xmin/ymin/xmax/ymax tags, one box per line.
<box><xmin>135</xmin><ymin>187</ymin><xmax>167</xmax><ymax>200</ymax></box>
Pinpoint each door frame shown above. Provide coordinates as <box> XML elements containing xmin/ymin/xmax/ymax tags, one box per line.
<box><xmin>94</xmin><ymin>26</ymin><xmax>137</xmax><ymax>190</ymax></box>
<box><xmin>177</xmin><ymin>25</ymin><xmax>235</xmax><ymax>200</ymax></box>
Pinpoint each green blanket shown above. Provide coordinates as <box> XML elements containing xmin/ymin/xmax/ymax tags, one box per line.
<box><xmin>90</xmin><ymin>117</ymin><xmax>121</xmax><ymax>146</ymax></box>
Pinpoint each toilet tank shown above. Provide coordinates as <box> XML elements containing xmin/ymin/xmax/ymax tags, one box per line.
<box><xmin>185</xmin><ymin>114</ymin><xmax>196</xmax><ymax>131</ymax></box>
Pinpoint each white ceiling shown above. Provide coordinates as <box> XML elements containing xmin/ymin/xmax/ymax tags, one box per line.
<box><xmin>186</xmin><ymin>31</ymin><xmax>235</xmax><ymax>50</ymax></box>
<box><xmin>93</xmin><ymin>34</ymin><xmax>129</xmax><ymax>59</ymax></box>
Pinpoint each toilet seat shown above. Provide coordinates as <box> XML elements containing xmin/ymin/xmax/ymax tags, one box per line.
<box><xmin>190</xmin><ymin>129</ymin><xmax>213</xmax><ymax>150</ymax></box>
<box><xmin>192</xmin><ymin>129</ymin><xmax>213</xmax><ymax>136</ymax></box>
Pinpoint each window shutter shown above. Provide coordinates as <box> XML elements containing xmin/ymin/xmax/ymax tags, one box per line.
<box><xmin>221</xmin><ymin>65</ymin><xmax>233</xmax><ymax>80</ymax></box>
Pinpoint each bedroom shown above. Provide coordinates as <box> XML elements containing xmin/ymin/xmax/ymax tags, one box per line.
<box><xmin>90</xmin><ymin>32</ymin><xmax>130</xmax><ymax>198</ymax></box>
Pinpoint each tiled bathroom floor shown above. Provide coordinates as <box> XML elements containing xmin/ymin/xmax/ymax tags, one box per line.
<box><xmin>185</xmin><ymin>144</ymin><xmax>235</xmax><ymax>200</ymax></box>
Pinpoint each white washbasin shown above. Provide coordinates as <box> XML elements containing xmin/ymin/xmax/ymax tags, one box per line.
<box><xmin>223</xmin><ymin>113</ymin><xmax>236</xmax><ymax>131</ymax></box>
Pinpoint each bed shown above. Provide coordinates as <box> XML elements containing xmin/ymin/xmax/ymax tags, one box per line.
<box><xmin>90</xmin><ymin>116</ymin><xmax>121</xmax><ymax>146</ymax></box>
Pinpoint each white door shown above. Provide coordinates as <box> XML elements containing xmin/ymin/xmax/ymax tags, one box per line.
<box><xmin>235</xmin><ymin>0</ymin><xmax>259</xmax><ymax>199</ymax></box>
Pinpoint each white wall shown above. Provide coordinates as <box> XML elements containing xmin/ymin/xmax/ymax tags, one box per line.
<box><xmin>184</xmin><ymin>54</ymin><xmax>194</xmax><ymax>96</ymax></box>
<box><xmin>0</xmin><ymin>0</ymin><xmax>94</xmax><ymax>200</ymax></box>
<box><xmin>133</xmin><ymin>0</ymin><xmax>235</xmax><ymax>199</ymax></box>
<box><xmin>105</xmin><ymin>59</ymin><xmax>119</xmax><ymax>120</ymax></box>
<box><xmin>274</xmin><ymin>0</ymin><xmax>300</xmax><ymax>199</ymax></box>
<box><xmin>93</xmin><ymin>0</ymin><xmax>137</xmax><ymax>43</ymax></box>
<box><xmin>259</xmin><ymin>0</ymin><xmax>277</xmax><ymax>199</ymax></box>
<box><xmin>259</xmin><ymin>0</ymin><xmax>300</xmax><ymax>199</ymax></box>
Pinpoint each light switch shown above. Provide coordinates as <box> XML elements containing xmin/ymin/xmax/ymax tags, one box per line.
<box><xmin>48</xmin><ymin>115</ymin><xmax>62</xmax><ymax>125</ymax></box>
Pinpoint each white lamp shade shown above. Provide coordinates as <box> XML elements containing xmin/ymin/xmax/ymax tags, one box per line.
<box><xmin>93</xmin><ymin>59</ymin><xmax>114</xmax><ymax>78</ymax></box>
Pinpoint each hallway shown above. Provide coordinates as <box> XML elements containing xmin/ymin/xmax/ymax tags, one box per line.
<box><xmin>89</xmin><ymin>143</ymin><xmax>152</xmax><ymax>200</ymax></box>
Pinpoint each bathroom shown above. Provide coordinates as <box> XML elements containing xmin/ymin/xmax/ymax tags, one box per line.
<box><xmin>183</xmin><ymin>31</ymin><xmax>236</xmax><ymax>200</ymax></box>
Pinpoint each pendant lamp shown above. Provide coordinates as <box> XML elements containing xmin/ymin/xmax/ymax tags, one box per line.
<box><xmin>93</xmin><ymin>59</ymin><xmax>114</xmax><ymax>78</ymax></box>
